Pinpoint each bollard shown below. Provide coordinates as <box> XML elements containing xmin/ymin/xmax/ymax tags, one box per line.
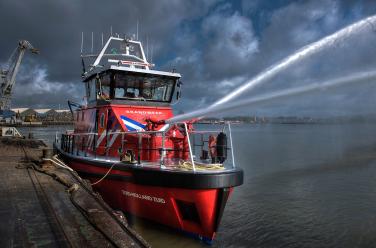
<box><xmin>28</xmin><ymin>133</ymin><xmax>34</xmax><ymax>139</ymax></box>
<box><xmin>41</xmin><ymin>148</ymin><xmax>54</xmax><ymax>168</ymax></box>
<box><xmin>42</xmin><ymin>148</ymin><xmax>53</xmax><ymax>159</ymax></box>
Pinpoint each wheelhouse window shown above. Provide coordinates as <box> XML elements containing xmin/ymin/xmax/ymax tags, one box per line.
<box><xmin>86</xmin><ymin>72</ymin><xmax>177</xmax><ymax>103</ymax></box>
<box><xmin>87</xmin><ymin>80</ymin><xmax>97</xmax><ymax>103</ymax></box>
<box><xmin>113</xmin><ymin>73</ymin><xmax>175</xmax><ymax>103</ymax></box>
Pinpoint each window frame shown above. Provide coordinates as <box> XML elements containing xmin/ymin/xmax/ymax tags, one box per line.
<box><xmin>98</xmin><ymin>71</ymin><xmax>177</xmax><ymax>103</ymax></box>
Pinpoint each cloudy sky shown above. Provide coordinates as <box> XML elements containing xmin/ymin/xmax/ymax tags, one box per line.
<box><xmin>1</xmin><ymin>0</ymin><xmax>376</xmax><ymax>117</ymax></box>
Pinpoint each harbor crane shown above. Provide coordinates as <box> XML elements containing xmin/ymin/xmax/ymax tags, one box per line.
<box><xmin>0</xmin><ymin>40</ymin><xmax>38</xmax><ymax>118</ymax></box>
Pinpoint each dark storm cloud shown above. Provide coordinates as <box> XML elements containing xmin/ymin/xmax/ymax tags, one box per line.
<box><xmin>165</xmin><ymin>0</ymin><xmax>376</xmax><ymax>116</ymax></box>
<box><xmin>0</xmin><ymin>0</ymin><xmax>218</xmax><ymax>80</ymax></box>
<box><xmin>1</xmin><ymin>0</ymin><xmax>376</xmax><ymax>116</ymax></box>
<box><xmin>237</xmin><ymin>1</ymin><xmax>376</xmax><ymax>105</ymax></box>
<box><xmin>0</xmin><ymin>0</ymin><xmax>219</xmax><ymax>108</ymax></box>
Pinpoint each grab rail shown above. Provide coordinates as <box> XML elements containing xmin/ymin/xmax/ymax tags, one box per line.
<box><xmin>57</xmin><ymin>122</ymin><xmax>236</xmax><ymax>169</ymax></box>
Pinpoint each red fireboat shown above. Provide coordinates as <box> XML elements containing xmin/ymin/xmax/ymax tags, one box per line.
<box><xmin>54</xmin><ymin>36</ymin><xmax>243</xmax><ymax>243</ymax></box>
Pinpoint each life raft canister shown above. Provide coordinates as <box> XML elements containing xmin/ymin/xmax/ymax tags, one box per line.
<box><xmin>216</xmin><ymin>132</ymin><xmax>227</xmax><ymax>163</ymax></box>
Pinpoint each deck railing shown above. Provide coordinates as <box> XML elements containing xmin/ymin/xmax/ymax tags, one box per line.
<box><xmin>56</xmin><ymin>122</ymin><xmax>236</xmax><ymax>171</ymax></box>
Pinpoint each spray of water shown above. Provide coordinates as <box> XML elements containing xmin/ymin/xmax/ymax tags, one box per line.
<box><xmin>167</xmin><ymin>70</ymin><xmax>376</xmax><ymax>123</ymax></box>
<box><xmin>210</xmin><ymin>15</ymin><xmax>376</xmax><ymax>107</ymax></box>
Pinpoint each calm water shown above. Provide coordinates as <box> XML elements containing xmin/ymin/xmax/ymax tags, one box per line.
<box><xmin>22</xmin><ymin>123</ymin><xmax>376</xmax><ymax>248</ymax></box>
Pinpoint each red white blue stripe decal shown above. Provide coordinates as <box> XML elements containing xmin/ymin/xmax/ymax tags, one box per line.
<box><xmin>120</xmin><ymin>115</ymin><xmax>146</xmax><ymax>131</ymax></box>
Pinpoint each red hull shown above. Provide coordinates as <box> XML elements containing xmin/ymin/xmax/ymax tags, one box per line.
<box><xmin>66</xmin><ymin>159</ymin><xmax>235</xmax><ymax>241</ymax></box>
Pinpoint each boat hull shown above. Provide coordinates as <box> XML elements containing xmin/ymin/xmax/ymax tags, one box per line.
<box><xmin>55</xmin><ymin>147</ymin><xmax>243</xmax><ymax>241</ymax></box>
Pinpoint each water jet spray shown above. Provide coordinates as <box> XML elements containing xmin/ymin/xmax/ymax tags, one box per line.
<box><xmin>211</xmin><ymin>15</ymin><xmax>376</xmax><ymax>107</ymax></box>
<box><xmin>168</xmin><ymin>15</ymin><xmax>376</xmax><ymax>124</ymax></box>
<box><xmin>167</xmin><ymin>70</ymin><xmax>376</xmax><ymax>123</ymax></box>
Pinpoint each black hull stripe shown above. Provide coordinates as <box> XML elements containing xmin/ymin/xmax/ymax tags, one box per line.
<box><xmin>55</xmin><ymin>146</ymin><xmax>244</xmax><ymax>189</ymax></box>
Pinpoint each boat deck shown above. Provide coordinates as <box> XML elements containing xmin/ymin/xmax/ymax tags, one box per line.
<box><xmin>58</xmin><ymin>147</ymin><xmax>235</xmax><ymax>174</ymax></box>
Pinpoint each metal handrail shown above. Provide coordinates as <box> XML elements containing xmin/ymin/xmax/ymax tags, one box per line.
<box><xmin>183</xmin><ymin>122</ymin><xmax>195</xmax><ymax>171</ymax></box>
<box><xmin>58</xmin><ymin>122</ymin><xmax>236</xmax><ymax>169</ymax></box>
<box><xmin>227</xmin><ymin>123</ymin><xmax>236</xmax><ymax>168</ymax></box>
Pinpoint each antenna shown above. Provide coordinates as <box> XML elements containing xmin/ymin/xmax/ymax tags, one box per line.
<box><xmin>146</xmin><ymin>36</ymin><xmax>149</xmax><ymax>61</ymax></box>
<box><xmin>110</xmin><ymin>26</ymin><xmax>113</xmax><ymax>37</ymax></box>
<box><xmin>136</xmin><ymin>20</ymin><xmax>139</xmax><ymax>40</ymax></box>
<box><xmin>151</xmin><ymin>44</ymin><xmax>154</xmax><ymax>63</ymax></box>
<box><xmin>81</xmin><ymin>32</ymin><xmax>84</xmax><ymax>54</ymax></box>
<box><xmin>91</xmin><ymin>32</ymin><xmax>94</xmax><ymax>53</ymax></box>
<box><xmin>101</xmin><ymin>33</ymin><xmax>104</xmax><ymax>47</ymax></box>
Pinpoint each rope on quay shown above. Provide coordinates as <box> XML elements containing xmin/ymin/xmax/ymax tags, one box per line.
<box><xmin>43</xmin><ymin>156</ymin><xmax>74</xmax><ymax>172</ymax></box>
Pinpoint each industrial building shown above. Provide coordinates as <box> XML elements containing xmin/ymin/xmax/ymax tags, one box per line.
<box><xmin>11</xmin><ymin>108</ymin><xmax>72</xmax><ymax>122</ymax></box>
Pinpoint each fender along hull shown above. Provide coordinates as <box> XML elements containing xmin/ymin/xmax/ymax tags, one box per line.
<box><xmin>56</xmin><ymin>148</ymin><xmax>243</xmax><ymax>242</ymax></box>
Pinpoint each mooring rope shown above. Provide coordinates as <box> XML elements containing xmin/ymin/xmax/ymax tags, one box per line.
<box><xmin>43</xmin><ymin>157</ymin><xmax>74</xmax><ymax>172</ymax></box>
<box><xmin>48</xmin><ymin>155</ymin><xmax>118</xmax><ymax>186</ymax></box>
<box><xmin>91</xmin><ymin>162</ymin><xmax>119</xmax><ymax>186</ymax></box>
